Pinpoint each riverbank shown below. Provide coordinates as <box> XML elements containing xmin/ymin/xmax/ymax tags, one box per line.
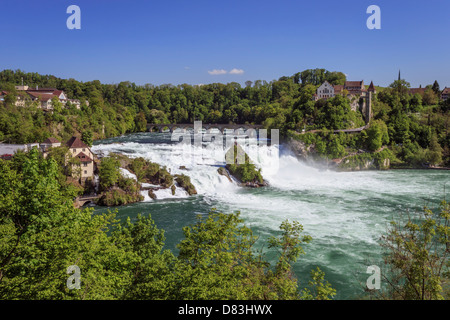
<box><xmin>285</xmin><ymin>134</ymin><xmax>450</xmax><ymax>172</ymax></box>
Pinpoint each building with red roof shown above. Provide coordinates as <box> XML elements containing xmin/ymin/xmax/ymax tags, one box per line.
<box><xmin>344</xmin><ymin>81</ymin><xmax>366</xmax><ymax>95</ymax></box>
<box><xmin>441</xmin><ymin>87</ymin><xmax>450</xmax><ymax>101</ymax></box>
<box><xmin>11</xmin><ymin>85</ymin><xmax>85</xmax><ymax>110</ymax></box>
<box><xmin>65</xmin><ymin>136</ymin><xmax>95</xmax><ymax>179</ymax></box>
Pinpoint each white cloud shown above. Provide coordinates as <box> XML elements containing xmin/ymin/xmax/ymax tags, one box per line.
<box><xmin>229</xmin><ymin>68</ymin><xmax>244</xmax><ymax>75</ymax></box>
<box><xmin>208</xmin><ymin>69</ymin><xmax>227</xmax><ymax>75</ymax></box>
<box><xmin>207</xmin><ymin>68</ymin><xmax>245</xmax><ymax>75</ymax></box>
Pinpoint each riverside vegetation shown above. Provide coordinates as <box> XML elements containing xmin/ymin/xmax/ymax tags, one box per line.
<box><xmin>97</xmin><ymin>153</ymin><xmax>198</xmax><ymax>205</ymax></box>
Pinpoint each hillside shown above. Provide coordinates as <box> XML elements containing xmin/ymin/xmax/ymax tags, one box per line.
<box><xmin>0</xmin><ymin>68</ymin><xmax>448</xmax><ymax>168</ymax></box>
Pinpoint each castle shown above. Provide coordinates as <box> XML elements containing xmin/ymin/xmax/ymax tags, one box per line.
<box><xmin>313</xmin><ymin>80</ymin><xmax>375</xmax><ymax>124</ymax></box>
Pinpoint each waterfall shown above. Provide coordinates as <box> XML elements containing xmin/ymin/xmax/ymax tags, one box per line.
<box><xmin>92</xmin><ymin>131</ymin><xmax>448</xmax><ymax>299</ymax></box>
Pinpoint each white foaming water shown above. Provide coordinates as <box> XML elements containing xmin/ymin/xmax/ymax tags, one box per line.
<box><xmin>120</xmin><ymin>168</ymin><xmax>137</xmax><ymax>181</ymax></box>
<box><xmin>93</xmin><ymin>137</ymin><xmax>380</xmax><ymax>238</ymax></box>
<box><xmin>140</xmin><ymin>190</ymin><xmax>153</xmax><ymax>202</ymax></box>
<box><xmin>154</xmin><ymin>186</ymin><xmax>189</xmax><ymax>199</ymax></box>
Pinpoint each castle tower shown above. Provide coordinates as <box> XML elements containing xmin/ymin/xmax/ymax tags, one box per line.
<box><xmin>366</xmin><ymin>91</ymin><xmax>372</xmax><ymax>125</ymax></box>
<box><xmin>368</xmin><ymin>81</ymin><xmax>376</xmax><ymax>94</ymax></box>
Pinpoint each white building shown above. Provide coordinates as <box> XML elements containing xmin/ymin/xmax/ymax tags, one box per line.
<box><xmin>314</xmin><ymin>81</ymin><xmax>335</xmax><ymax>100</ymax></box>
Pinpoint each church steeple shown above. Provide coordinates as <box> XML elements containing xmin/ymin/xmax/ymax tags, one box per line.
<box><xmin>398</xmin><ymin>70</ymin><xmax>401</xmax><ymax>81</ymax></box>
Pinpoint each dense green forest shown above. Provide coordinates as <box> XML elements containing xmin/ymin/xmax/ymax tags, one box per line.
<box><xmin>0</xmin><ymin>68</ymin><xmax>449</xmax><ymax>166</ymax></box>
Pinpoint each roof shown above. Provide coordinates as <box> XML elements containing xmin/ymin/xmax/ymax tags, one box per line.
<box><xmin>409</xmin><ymin>88</ymin><xmax>426</xmax><ymax>95</ymax></box>
<box><xmin>345</xmin><ymin>81</ymin><xmax>364</xmax><ymax>88</ymax></box>
<box><xmin>43</xmin><ymin>137</ymin><xmax>60</xmax><ymax>144</ymax></box>
<box><xmin>53</xmin><ymin>90</ymin><xmax>65</xmax><ymax>97</ymax></box>
<box><xmin>368</xmin><ymin>81</ymin><xmax>375</xmax><ymax>91</ymax></box>
<box><xmin>319</xmin><ymin>80</ymin><xmax>333</xmax><ymax>87</ymax></box>
<box><xmin>27</xmin><ymin>92</ymin><xmax>54</xmax><ymax>101</ymax></box>
<box><xmin>442</xmin><ymin>87</ymin><xmax>450</xmax><ymax>94</ymax></box>
<box><xmin>25</xmin><ymin>88</ymin><xmax>58</xmax><ymax>93</ymax></box>
<box><xmin>66</xmin><ymin>136</ymin><xmax>89</xmax><ymax>149</ymax></box>
<box><xmin>333</xmin><ymin>85</ymin><xmax>344</xmax><ymax>93</ymax></box>
<box><xmin>75</xmin><ymin>151</ymin><xmax>93</xmax><ymax>162</ymax></box>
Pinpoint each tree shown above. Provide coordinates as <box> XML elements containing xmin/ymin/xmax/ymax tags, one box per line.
<box><xmin>2</xmin><ymin>84</ymin><xmax>17</xmax><ymax>107</ymax></box>
<box><xmin>326</xmin><ymin>135</ymin><xmax>346</xmax><ymax>159</ymax></box>
<box><xmin>426</xmin><ymin>134</ymin><xmax>443</xmax><ymax>166</ymax></box>
<box><xmin>0</xmin><ymin>149</ymin><xmax>122</xmax><ymax>299</ymax></box>
<box><xmin>300</xmin><ymin>69</ymin><xmax>324</xmax><ymax>86</ymax></box>
<box><xmin>325</xmin><ymin>71</ymin><xmax>346</xmax><ymax>86</ymax></box>
<box><xmin>134</xmin><ymin>111</ymin><xmax>147</xmax><ymax>132</ymax></box>
<box><xmin>432</xmin><ymin>80</ymin><xmax>440</xmax><ymax>96</ymax></box>
<box><xmin>389</xmin><ymin>79</ymin><xmax>411</xmax><ymax>97</ymax></box>
<box><xmin>375</xmin><ymin>201</ymin><xmax>449</xmax><ymax>300</ymax></box>
<box><xmin>98</xmin><ymin>156</ymin><xmax>121</xmax><ymax>191</ymax></box>
<box><xmin>409</xmin><ymin>93</ymin><xmax>422</xmax><ymax>112</ymax></box>
<box><xmin>366</xmin><ymin>120</ymin><xmax>389</xmax><ymax>152</ymax></box>
<box><xmin>111</xmin><ymin>214</ymin><xmax>176</xmax><ymax>299</ymax></box>
<box><xmin>173</xmin><ymin>210</ymin><xmax>335</xmax><ymax>300</ymax></box>
<box><xmin>129</xmin><ymin>157</ymin><xmax>147</xmax><ymax>182</ymax></box>
<box><xmin>81</xmin><ymin>130</ymin><xmax>93</xmax><ymax>147</ymax></box>
<box><xmin>423</xmin><ymin>88</ymin><xmax>438</xmax><ymax>106</ymax></box>
<box><xmin>51</xmin><ymin>96</ymin><xmax>63</xmax><ymax>113</ymax></box>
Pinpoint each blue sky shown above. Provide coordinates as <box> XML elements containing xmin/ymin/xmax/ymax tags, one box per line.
<box><xmin>1</xmin><ymin>0</ymin><xmax>449</xmax><ymax>88</ymax></box>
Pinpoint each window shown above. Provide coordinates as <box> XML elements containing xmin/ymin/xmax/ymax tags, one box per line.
<box><xmin>83</xmin><ymin>163</ymin><xmax>88</xmax><ymax>167</ymax></box>
<box><xmin>84</xmin><ymin>170</ymin><xmax>87</xmax><ymax>175</ymax></box>
<box><xmin>82</xmin><ymin>148</ymin><xmax>85</xmax><ymax>152</ymax></box>
<box><xmin>73</xmin><ymin>149</ymin><xmax>76</xmax><ymax>153</ymax></box>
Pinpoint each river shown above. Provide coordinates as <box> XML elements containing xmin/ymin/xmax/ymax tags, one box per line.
<box><xmin>91</xmin><ymin>131</ymin><xmax>449</xmax><ymax>299</ymax></box>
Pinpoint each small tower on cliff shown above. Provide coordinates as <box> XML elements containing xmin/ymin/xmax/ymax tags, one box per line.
<box><xmin>366</xmin><ymin>91</ymin><xmax>372</xmax><ymax>125</ymax></box>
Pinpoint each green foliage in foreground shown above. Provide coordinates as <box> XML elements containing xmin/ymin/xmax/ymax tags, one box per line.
<box><xmin>0</xmin><ymin>149</ymin><xmax>335</xmax><ymax>300</ymax></box>
<box><xmin>378</xmin><ymin>201</ymin><xmax>450</xmax><ymax>300</ymax></box>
